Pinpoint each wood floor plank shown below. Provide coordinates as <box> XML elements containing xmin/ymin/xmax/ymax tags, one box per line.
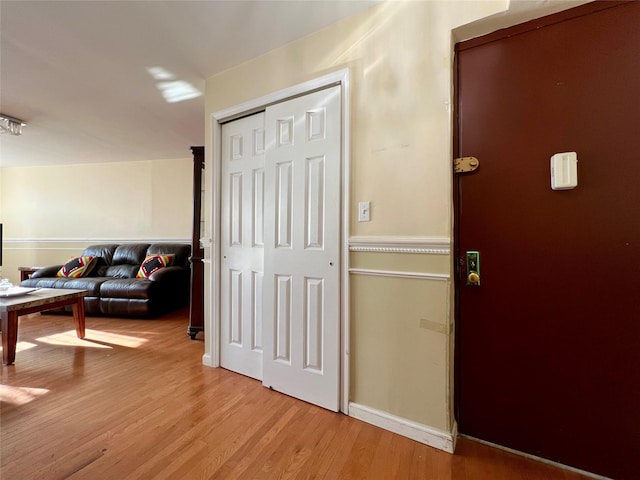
<box><xmin>1</xmin><ymin>310</ymin><xmax>594</xmax><ymax>480</ymax></box>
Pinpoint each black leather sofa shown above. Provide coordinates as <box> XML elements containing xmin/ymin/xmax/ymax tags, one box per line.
<box><xmin>21</xmin><ymin>243</ymin><xmax>191</xmax><ymax>318</ymax></box>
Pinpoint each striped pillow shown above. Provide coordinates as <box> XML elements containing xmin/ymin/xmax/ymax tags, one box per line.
<box><xmin>56</xmin><ymin>256</ymin><xmax>96</xmax><ymax>278</ymax></box>
<box><xmin>136</xmin><ymin>254</ymin><xmax>174</xmax><ymax>279</ymax></box>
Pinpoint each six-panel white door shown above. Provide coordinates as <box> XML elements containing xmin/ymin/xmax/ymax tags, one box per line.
<box><xmin>262</xmin><ymin>86</ymin><xmax>341</xmax><ymax>411</ymax></box>
<box><xmin>220</xmin><ymin>112</ymin><xmax>265</xmax><ymax>380</ymax></box>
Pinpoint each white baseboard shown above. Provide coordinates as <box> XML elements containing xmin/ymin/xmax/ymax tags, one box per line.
<box><xmin>349</xmin><ymin>402</ymin><xmax>457</xmax><ymax>453</ymax></box>
<box><xmin>202</xmin><ymin>353</ymin><xmax>215</xmax><ymax>367</ymax></box>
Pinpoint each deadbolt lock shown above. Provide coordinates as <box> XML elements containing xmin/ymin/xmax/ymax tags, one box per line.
<box><xmin>466</xmin><ymin>251</ymin><xmax>480</xmax><ymax>286</ymax></box>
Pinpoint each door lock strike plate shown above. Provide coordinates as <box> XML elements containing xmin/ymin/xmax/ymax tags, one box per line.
<box><xmin>454</xmin><ymin>156</ymin><xmax>480</xmax><ymax>173</ymax></box>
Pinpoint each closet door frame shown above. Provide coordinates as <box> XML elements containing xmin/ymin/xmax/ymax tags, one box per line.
<box><xmin>205</xmin><ymin>69</ymin><xmax>351</xmax><ymax>414</ymax></box>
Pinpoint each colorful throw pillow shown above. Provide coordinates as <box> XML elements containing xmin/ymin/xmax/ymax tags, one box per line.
<box><xmin>56</xmin><ymin>256</ymin><xmax>97</xmax><ymax>278</ymax></box>
<box><xmin>136</xmin><ymin>254</ymin><xmax>174</xmax><ymax>278</ymax></box>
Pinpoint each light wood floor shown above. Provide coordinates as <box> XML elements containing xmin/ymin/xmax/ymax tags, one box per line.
<box><xmin>1</xmin><ymin>310</ymin><xmax>592</xmax><ymax>480</ymax></box>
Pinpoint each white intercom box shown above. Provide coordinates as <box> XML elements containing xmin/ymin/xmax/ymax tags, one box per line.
<box><xmin>550</xmin><ymin>152</ymin><xmax>578</xmax><ymax>190</ymax></box>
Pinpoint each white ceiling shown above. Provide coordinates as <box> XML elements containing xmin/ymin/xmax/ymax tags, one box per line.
<box><xmin>0</xmin><ymin>0</ymin><xmax>380</xmax><ymax>168</ymax></box>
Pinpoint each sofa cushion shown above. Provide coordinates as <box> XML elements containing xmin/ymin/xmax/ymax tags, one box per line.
<box><xmin>56</xmin><ymin>256</ymin><xmax>97</xmax><ymax>278</ymax></box>
<box><xmin>20</xmin><ymin>277</ymin><xmax>109</xmax><ymax>296</ymax></box>
<box><xmin>112</xmin><ymin>244</ymin><xmax>150</xmax><ymax>266</ymax></box>
<box><xmin>82</xmin><ymin>244</ymin><xmax>119</xmax><ymax>266</ymax></box>
<box><xmin>100</xmin><ymin>278</ymin><xmax>155</xmax><ymax>300</ymax></box>
<box><xmin>136</xmin><ymin>254</ymin><xmax>174</xmax><ymax>278</ymax></box>
<box><xmin>82</xmin><ymin>244</ymin><xmax>119</xmax><ymax>277</ymax></box>
<box><xmin>100</xmin><ymin>298</ymin><xmax>152</xmax><ymax>317</ymax></box>
<box><xmin>104</xmin><ymin>264</ymin><xmax>139</xmax><ymax>278</ymax></box>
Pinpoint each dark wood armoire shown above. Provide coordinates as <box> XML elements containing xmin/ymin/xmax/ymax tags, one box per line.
<box><xmin>188</xmin><ymin>146</ymin><xmax>204</xmax><ymax>339</ymax></box>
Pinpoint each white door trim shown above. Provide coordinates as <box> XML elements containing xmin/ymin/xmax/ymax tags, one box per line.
<box><xmin>205</xmin><ymin>69</ymin><xmax>351</xmax><ymax>414</ymax></box>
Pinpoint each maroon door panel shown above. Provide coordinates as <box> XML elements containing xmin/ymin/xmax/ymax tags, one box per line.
<box><xmin>455</xmin><ymin>3</ymin><xmax>640</xmax><ymax>479</ymax></box>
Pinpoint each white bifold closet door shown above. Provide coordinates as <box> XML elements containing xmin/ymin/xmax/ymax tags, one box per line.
<box><xmin>220</xmin><ymin>85</ymin><xmax>341</xmax><ymax>411</ymax></box>
<box><xmin>262</xmin><ymin>85</ymin><xmax>341</xmax><ymax>412</ymax></box>
<box><xmin>220</xmin><ymin>112</ymin><xmax>265</xmax><ymax>381</ymax></box>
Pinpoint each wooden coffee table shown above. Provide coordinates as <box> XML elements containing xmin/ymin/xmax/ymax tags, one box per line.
<box><xmin>0</xmin><ymin>288</ymin><xmax>88</xmax><ymax>365</ymax></box>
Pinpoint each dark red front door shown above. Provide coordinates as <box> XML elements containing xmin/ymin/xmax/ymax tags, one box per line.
<box><xmin>455</xmin><ymin>3</ymin><xmax>640</xmax><ymax>479</ymax></box>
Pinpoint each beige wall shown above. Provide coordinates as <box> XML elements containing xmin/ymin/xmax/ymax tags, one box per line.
<box><xmin>206</xmin><ymin>0</ymin><xmax>508</xmax><ymax>238</ymax></box>
<box><xmin>0</xmin><ymin>159</ymin><xmax>192</xmax><ymax>285</ymax></box>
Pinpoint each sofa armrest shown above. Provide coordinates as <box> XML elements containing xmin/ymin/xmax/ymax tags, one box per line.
<box><xmin>149</xmin><ymin>266</ymin><xmax>189</xmax><ymax>283</ymax></box>
<box><xmin>30</xmin><ymin>265</ymin><xmax>63</xmax><ymax>278</ymax></box>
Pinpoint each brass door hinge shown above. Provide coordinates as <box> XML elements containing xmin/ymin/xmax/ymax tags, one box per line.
<box><xmin>454</xmin><ymin>156</ymin><xmax>479</xmax><ymax>173</ymax></box>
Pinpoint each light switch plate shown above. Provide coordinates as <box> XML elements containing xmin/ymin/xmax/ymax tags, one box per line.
<box><xmin>358</xmin><ymin>201</ymin><xmax>371</xmax><ymax>222</ymax></box>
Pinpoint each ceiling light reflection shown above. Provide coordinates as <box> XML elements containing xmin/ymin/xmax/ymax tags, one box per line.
<box><xmin>147</xmin><ymin>66</ymin><xmax>175</xmax><ymax>81</ymax></box>
<box><xmin>147</xmin><ymin>66</ymin><xmax>202</xmax><ymax>103</ymax></box>
<box><xmin>158</xmin><ymin>80</ymin><xmax>202</xmax><ymax>103</ymax></box>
